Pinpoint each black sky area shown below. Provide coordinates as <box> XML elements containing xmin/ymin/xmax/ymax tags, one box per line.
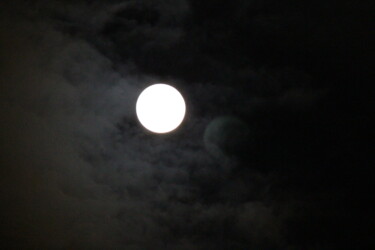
<box><xmin>0</xmin><ymin>0</ymin><xmax>373</xmax><ymax>249</ymax></box>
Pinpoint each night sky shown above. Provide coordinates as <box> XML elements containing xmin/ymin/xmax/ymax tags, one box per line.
<box><xmin>0</xmin><ymin>0</ymin><xmax>373</xmax><ymax>249</ymax></box>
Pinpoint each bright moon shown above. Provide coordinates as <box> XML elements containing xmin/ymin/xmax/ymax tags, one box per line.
<box><xmin>136</xmin><ymin>83</ymin><xmax>186</xmax><ymax>134</ymax></box>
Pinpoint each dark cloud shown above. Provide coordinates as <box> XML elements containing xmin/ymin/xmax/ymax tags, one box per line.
<box><xmin>1</xmin><ymin>0</ymin><xmax>372</xmax><ymax>249</ymax></box>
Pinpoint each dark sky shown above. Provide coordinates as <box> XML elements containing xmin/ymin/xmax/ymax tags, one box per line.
<box><xmin>0</xmin><ymin>0</ymin><xmax>373</xmax><ymax>249</ymax></box>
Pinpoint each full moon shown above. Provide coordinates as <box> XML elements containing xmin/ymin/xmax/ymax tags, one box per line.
<box><xmin>136</xmin><ymin>83</ymin><xmax>186</xmax><ymax>133</ymax></box>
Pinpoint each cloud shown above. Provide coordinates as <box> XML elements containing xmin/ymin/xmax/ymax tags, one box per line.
<box><xmin>0</xmin><ymin>2</ymin><xmax>218</xmax><ymax>248</ymax></box>
<box><xmin>0</xmin><ymin>0</ymin><xmax>348</xmax><ymax>249</ymax></box>
<box><xmin>1</xmin><ymin>7</ymin><xmax>132</xmax><ymax>248</ymax></box>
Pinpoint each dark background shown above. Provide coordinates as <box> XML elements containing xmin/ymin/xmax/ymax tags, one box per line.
<box><xmin>0</xmin><ymin>0</ymin><xmax>373</xmax><ymax>249</ymax></box>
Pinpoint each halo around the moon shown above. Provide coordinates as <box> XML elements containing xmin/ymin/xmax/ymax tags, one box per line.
<box><xmin>136</xmin><ymin>83</ymin><xmax>186</xmax><ymax>133</ymax></box>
